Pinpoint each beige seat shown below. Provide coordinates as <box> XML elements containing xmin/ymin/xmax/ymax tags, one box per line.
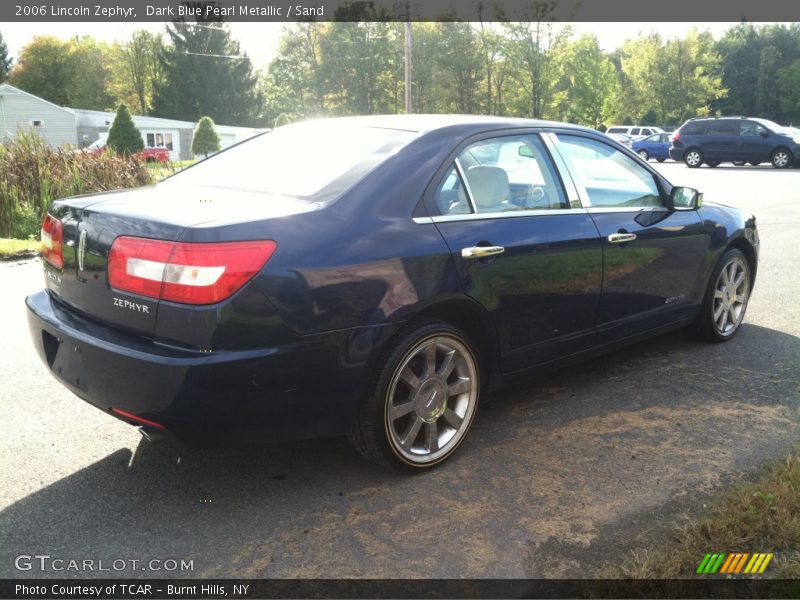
<box><xmin>464</xmin><ymin>166</ymin><xmax>511</xmax><ymax>212</ymax></box>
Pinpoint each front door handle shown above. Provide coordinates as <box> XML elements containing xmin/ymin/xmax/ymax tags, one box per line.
<box><xmin>462</xmin><ymin>245</ymin><xmax>505</xmax><ymax>259</ymax></box>
<box><xmin>607</xmin><ymin>233</ymin><xmax>637</xmax><ymax>244</ymax></box>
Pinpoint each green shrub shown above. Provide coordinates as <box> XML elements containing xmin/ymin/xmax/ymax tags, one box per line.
<box><xmin>0</xmin><ymin>130</ymin><xmax>153</xmax><ymax>238</ymax></box>
<box><xmin>191</xmin><ymin>116</ymin><xmax>221</xmax><ymax>158</ymax></box>
<box><xmin>107</xmin><ymin>103</ymin><xmax>145</xmax><ymax>155</ymax></box>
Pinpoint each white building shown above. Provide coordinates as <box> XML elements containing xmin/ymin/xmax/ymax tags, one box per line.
<box><xmin>0</xmin><ymin>84</ymin><xmax>264</xmax><ymax>161</ymax></box>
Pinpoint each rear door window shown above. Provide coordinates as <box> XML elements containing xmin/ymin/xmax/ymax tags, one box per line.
<box><xmin>707</xmin><ymin>121</ymin><xmax>738</xmax><ymax>135</ymax></box>
<box><xmin>434</xmin><ymin>134</ymin><xmax>569</xmax><ymax>215</ymax></box>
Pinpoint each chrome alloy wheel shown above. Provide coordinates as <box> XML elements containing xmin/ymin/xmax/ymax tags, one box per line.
<box><xmin>712</xmin><ymin>256</ymin><xmax>750</xmax><ymax>336</ymax></box>
<box><xmin>685</xmin><ymin>150</ymin><xmax>702</xmax><ymax>167</ymax></box>
<box><xmin>385</xmin><ymin>335</ymin><xmax>478</xmax><ymax>465</ymax></box>
<box><xmin>772</xmin><ymin>150</ymin><xmax>791</xmax><ymax>168</ymax></box>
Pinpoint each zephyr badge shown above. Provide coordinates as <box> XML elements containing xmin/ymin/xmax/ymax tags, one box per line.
<box><xmin>77</xmin><ymin>229</ymin><xmax>88</xmax><ymax>272</ymax></box>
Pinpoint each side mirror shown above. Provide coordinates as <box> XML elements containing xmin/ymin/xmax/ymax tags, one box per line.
<box><xmin>518</xmin><ymin>145</ymin><xmax>534</xmax><ymax>158</ymax></box>
<box><xmin>670</xmin><ymin>186</ymin><xmax>702</xmax><ymax>210</ymax></box>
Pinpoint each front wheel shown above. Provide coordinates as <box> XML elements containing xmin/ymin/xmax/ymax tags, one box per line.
<box><xmin>349</xmin><ymin>322</ymin><xmax>480</xmax><ymax>470</ymax></box>
<box><xmin>771</xmin><ymin>149</ymin><xmax>792</xmax><ymax>169</ymax></box>
<box><xmin>692</xmin><ymin>249</ymin><xmax>751</xmax><ymax>342</ymax></box>
<box><xmin>684</xmin><ymin>149</ymin><xmax>703</xmax><ymax>168</ymax></box>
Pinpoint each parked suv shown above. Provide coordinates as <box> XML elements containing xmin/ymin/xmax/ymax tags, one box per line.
<box><xmin>606</xmin><ymin>125</ymin><xmax>664</xmax><ymax>140</ymax></box>
<box><xmin>670</xmin><ymin>117</ymin><xmax>800</xmax><ymax>168</ymax></box>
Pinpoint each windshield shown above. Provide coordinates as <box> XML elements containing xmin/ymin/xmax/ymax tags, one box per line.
<box><xmin>163</xmin><ymin>121</ymin><xmax>417</xmax><ymax>200</ymax></box>
<box><xmin>753</xmin><ymin>118</ymin><xmax>791</xmax><ymax>133</ymax></box>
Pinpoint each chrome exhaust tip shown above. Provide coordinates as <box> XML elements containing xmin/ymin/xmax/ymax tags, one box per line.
<box><xmin>138</xmin><ymin>426</ymin><xmax>166</xmax><ymax>443</ymax></box>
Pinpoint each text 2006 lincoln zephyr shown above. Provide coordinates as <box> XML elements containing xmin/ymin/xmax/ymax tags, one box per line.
<box><xmin>27</xmin><ymin>115</ymin><xmax>758</xmax><ymax>470</ymax></box>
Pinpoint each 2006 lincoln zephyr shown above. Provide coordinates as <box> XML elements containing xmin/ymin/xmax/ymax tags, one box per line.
<box><xmin>27</xmin><ymin>115</ymin><xmax>759</xmax><ymax>470</ymax></box>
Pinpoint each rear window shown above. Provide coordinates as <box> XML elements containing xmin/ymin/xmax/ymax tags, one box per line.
<box><xmin>164</xmin><ymin>121</ymin><xmax>417</xmax><ymax>200</ymax></box>
<box><xmin>607</xmin><ymin>127</ymin><xmax>627</xmax><ymax>134</ymax></box>
<box><xmin>681</xmin><ymin>122</ymin><xmax>706</xmax><ymax>135</ymax></box>
<box><xmin>707</xmin><ymin>121</ymin><xmax>738</xmax><ymax>135</ymax></box>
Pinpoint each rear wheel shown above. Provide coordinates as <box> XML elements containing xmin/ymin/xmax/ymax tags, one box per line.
<box><xmin>656</xmin><ymin>158</ymin><xmax>666</xmax><ymax>163</ymax></box>
<box><xmin>692</xmin><ymin>249</ymin><xmax>751</xmax><ymax>342</ymax></box>
<box><xmin>771</xmin><ymin>148</ymin><xmax>792</xmax><ymax>169</ymax></box>
<box><xmin>732</xmin><ymin>161</ymin><xmax>746</xmax><ymax>166</ymax></box>
<box><xmin>349</xmin><ymin>322</ymin><xmax>480</xmax><ymax>470</ymax></box>
<box><xmin>706</xmin><ymin>160</ymin><xmax>721</xmax><ymax>168</ymax></box>
<box><xmin>749</xmin><ymin>162</ymin><xmax>761</xmax><ymax>166</ymax></box>
<box><xmin>684</xmin><ymin>149</ymin><xmax>703</xmax><ymax>168</ymax></box>
<box><xmin>638</xmin><ymin>149</ymin><xmax>649</xmax><ymax>160</ymax></box>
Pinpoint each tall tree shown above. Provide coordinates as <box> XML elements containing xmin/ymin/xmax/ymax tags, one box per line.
<box><xmin>113</xmin><ymin>30</ymin><xmax>164</xmax><ymax>115</ymax></box>
<box><xmin>65</xmin><ymin>36</ymin><xmax>116</xmax><ymax>110</ymax></box>
<box><xmin>9</xmin><ymin>36</ymin><xmax>74</xmax><ymax>105</ymax></box>
<box><xmin>152</xmin><ymin>22</ymin><xmax>262</xmax><ymax>126</ymax></box>
<box><xmin>9</xmin><ymin>35</ymin><xmax>115</xmax><ymax>109</ymax></box>
<box><xmin>0</xmin><ymin>31</ymin><xmax>12</xmax><ymax>82</ymax></box>
<box><xmin>553</xmin><ymin>34</ymin><xmax>617</xmax><ymax>128</ymax></box>
<box><xmin>319</xmin><ymin>22</ymin><xmax>397</xmax><ymax>115</ymax></box>
<box><xmin>502</xmin><ymin>20</ymin><xmax>571</xmax><ymax>119</ymax></box>
<box><xmin>435</xmin><ymin>22</ymin><xmax>484</xmax><ymax>114</ymax></box>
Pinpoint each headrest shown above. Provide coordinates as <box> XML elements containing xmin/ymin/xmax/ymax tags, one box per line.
<box><xmin>465</xmin><ymin>166</ymin><xmax>510</xmax><ymax>208</ymax></box>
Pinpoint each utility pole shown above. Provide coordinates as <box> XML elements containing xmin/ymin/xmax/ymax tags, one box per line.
<box><xmin>404</xmin><ymin>21</ymin><xmax>413</xmax><ymax>114</ymax></box>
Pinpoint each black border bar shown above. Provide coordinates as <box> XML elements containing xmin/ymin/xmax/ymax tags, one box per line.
<box><xmin>3</xmin><ymin>578</ymin><xmax>800</xmax><ymax>599</ymax></box>
<box><xmin>2</xmin><ymin>0</ymin><xmax>800</xmax><ymax>22</ymax></box>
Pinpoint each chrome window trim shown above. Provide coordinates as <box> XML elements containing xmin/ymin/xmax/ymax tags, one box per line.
<box><xmin>413</xmin><ymin>207</ymin><xmax>588</xmax><ymax>224</ymax></box>
<box><xmin>540</xmin><ymin>132</ymin><xmax>585</xmax><ymax>208</ymax></box>
<box><xmin>585</xmin><ymin>206</ymin><xmax>668</xmax><ymax>214</ymax></box>
<box><xmin>453</xmin><ymin>157</ymin><xmax>477</xmax><ymax>213</ymax></box>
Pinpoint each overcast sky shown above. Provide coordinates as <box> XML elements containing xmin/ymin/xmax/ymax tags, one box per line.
<box><xmin>0</xmin><ymin>22</ymin><xmax>778</xmax><ymax>70</ymax></box>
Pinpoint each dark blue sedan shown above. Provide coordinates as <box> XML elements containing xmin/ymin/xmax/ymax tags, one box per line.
<box><xmin>27</xmin><ymin>116</ymin><xmax>759</xmax><ymax>470</ymax></box>
<box><xmin>632</xmin><ymin>132</ymin><xmax>672</xmax><ymax>162</ymax></box>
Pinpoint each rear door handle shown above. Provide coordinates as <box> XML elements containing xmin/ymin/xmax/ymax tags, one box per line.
<box><xmin>608</xmin><ymin>233</ymin><xmax>637</xmax><ymax>244</ymax></box>
<box><xmin>461</xmin><ymin>246</ymin><xmax>505</xmax><ymax>259</ymax></box>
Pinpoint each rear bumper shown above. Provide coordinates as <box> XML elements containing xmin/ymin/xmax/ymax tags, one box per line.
<box><xmin>26</xmin><ymin>290</ymin><xmax>393</xmax><ymax>445</ymax></box>
<box><xmin>669</xmin><ymin>147</ymin><xmax>684</xmax><ymax>161</ymax></box>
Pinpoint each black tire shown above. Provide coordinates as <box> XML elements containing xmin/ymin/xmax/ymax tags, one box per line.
<box><xmin>732</xmin><ymin>161</ymin><xmax>746</xmax><ymax>166</ymax></box>
<box><xmin>706</xmin><ymin>160</ymin><xmax>721</xmax><ymax>168</ymax></box>
<box><xmin>771</xmin><ymin>148</ymin><xmax>792</xmax><ymax>169</ymax></box>
<box><xmin>692</xmin><ymin>248</ymin><xmax>752</xmax><ymax>343</ymax></box>
<box><xmin>684</xmin><ymin>148</ymin><xmax>703</xmax><ymax>168</ymax></box>
<box><xmin>656</xmin><ymin>158</ymin><xmax>666</xmax><ymax>163</ymax></box>
<box><xmin>749</xmin><ymin>162</ymin><xmax>761</xmax><ymax>166</ymax></box>
<box><xmin>348</xmin><ymin>321</ymin><xmax>481</xmax><ymax>471</ymax></box>
<box><xmin>637</xmin><ymin>149</ymin><xmax>649</xmax><ymax>161</ymax></box>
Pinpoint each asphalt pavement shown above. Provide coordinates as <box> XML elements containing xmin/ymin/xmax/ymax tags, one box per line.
<box><xmin>1</xmin><ymin>162</ymin><xmax>798</xmax><ymax>579</ymax></box>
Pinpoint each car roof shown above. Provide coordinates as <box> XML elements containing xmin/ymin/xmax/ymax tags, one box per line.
<box><xmin>288</xmin><ymin>114</ymin><xmax>596</xmax><ymax>136</ymax></box>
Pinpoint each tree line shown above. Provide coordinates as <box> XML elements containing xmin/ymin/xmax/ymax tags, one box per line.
<box><xmin>1</xmin><ymin>21</ymin><xmax>799</xmax><ymax>130</ymax></box>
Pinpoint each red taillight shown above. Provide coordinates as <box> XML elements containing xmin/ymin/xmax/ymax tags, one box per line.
<box><xmin>671</xmin><ymin>132</ymin><xmax>681</xmax><ymax>142</ymax></box>
<box><xmin>41</xmin><ymin>213</ymin><xmax>64</xmax><ymax>269</ymax></box>
<box><xmin>108</xmin><ymin>237</ymin><xmax>276</xmax><ymax>305</ymax></box>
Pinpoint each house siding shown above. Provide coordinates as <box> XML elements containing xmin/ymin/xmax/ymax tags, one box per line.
<box><xmin>0</xmin><ymin>86</ymin><xmax>77</xmax><ymax>147</ymax></box>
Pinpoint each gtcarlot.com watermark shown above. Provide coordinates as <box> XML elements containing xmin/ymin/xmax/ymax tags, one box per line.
<box><xmin>15</xmin><ymin>554</ymin><xmax>194</xmax><ymax>573</ymax></box>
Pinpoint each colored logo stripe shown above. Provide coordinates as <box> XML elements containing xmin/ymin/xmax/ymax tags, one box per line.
<box><xmin>699</xmin><ymin>552</ymin><xmax>774</xmax><ymax>575</ymax></box>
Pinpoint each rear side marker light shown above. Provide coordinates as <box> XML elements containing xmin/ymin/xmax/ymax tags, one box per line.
<box><xmin>41</xmin><ymin>213</ymin><xmax>64</xmax><ymax>269</ymax></box>
<box><xmin>111</xmin><ymin>408</ymin><xmax>166</xmax><ymax>430</ymax></box>
<box><xmin>108</xmin><ymin>237</ymin><xmax>276</xmax><ymax>305</ymax></box>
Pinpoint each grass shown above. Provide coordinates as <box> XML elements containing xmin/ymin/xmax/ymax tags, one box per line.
<box><xmin>611</xmin><ymin>447</ymin><xmax>800</xmax><ymax>579</ymax></box>
<box><xmin>0</xmin><ymin>237</ymin><xmax>39</xmax><ymax>258</ymax></box>
<box><xmin>147</xmin><ymin>159</ymin><xmax>198</xmax><ymax>182</ymax></box>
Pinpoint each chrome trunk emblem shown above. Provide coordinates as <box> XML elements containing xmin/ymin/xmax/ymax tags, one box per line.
<box><xmin>77</xmin><ymin>229</ymin><xmax>88</xmax><ymax>271</ymax></box>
